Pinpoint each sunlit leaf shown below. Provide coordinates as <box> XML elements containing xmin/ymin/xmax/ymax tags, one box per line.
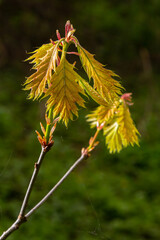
<box><xmin>104</xmin><ymin>121</ymin><xmax>123</xmax><ymax>153</ymax></box>
<box><xmin>117</xmin><ymin>102</ymin><xmax>140</xmax><ymax>147</ymax></box>
<box><xmin>87</xmin><ymin>96</ymin><xmax>140</xmax><ymax>153</ymax></box>
<box><xmin>45</xmin><ymin>58</ymin><xmax>85</xmax><ymax>126</ymax></box>
<box><xmin>24</xmin><ymin>41</ymin><xmax>61</xmax><ymax>99</ymax></box>
<box><xmin>87</xmin><ymin>104</ymin><xmax>118</xmax><ymax>128</ymax></box>
<box><xmin>78</xmin><ymin>77</ymin><xmax>108</xmax><ymax>106</ymax></box>
<box><xmin>77</xmin><ymin>44</ymin><xmax>123</xmax><ymax>102</ymax></box>
<box><xmin>104</xmin><ymin>102</ymin><xmax>140</xmax><ymax>153</ymax></box>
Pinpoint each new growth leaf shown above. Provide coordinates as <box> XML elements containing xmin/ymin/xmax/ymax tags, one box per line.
<box><xmin>24</xmin><ymin>20</ymin><xmax>140</xmax><ymax>152</ymax></box>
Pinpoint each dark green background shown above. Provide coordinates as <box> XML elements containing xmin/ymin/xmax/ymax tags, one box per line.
<box><xmin>0</xmin><ymin>0</ymin><xmax>160</xmax><ymax>239</ymax></box>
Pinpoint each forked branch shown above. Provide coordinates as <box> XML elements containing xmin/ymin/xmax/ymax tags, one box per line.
<box><xmin>0</xmin><ymin>127</ymin><xmax>101</xmax><ymax>240</ymax></box>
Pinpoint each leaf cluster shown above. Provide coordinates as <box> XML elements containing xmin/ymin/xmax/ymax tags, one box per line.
<box><xmin>24</xmin><ymin>21</ymin><xmax>139</xmax><ymax>152</ymax></box>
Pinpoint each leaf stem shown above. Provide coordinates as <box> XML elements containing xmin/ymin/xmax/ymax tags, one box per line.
<box><xmin>44</xmin><ymin>40</ymin><xmax>69</xmax><ymax>143</ymax></box>
<box><xmin>61</xmin><ymin>41</ymin><xmax>70</xmax><ymax>60</ymax></box>
<box><xmin>88</xmin><ymin>128</ymin><xmax>100</xmax><ymax>150</ymax></box>
<box><xmin>45</xmin><ymin>106</ymin><xmax>54</xmax><ymax>144</ymax></box>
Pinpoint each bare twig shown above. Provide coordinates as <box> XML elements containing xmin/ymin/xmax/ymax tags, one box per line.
<box><xmin>0</xmin><ymin>151</ymin><xmax>89</xmax><ymax>240</ymax></box>
<box><xmin>26</xmin><ymin>152</ymin><xmax>89</xmax><ymax>218</ymax></box>
<box><xmin>0</xmin><ymin>147</ymin><xmax>47</xmax><ymax>240</ymax></box>
<box><xmin>26</xmin><ymin>126</ymin><xmax>101</xmax><ymax>217</ymax></box>
<box><xmin>0</xmin><ymin>127</ymin><xmax>101</xmax><ymax>240</ymax></box>
<box><xmin>18</xmin><ymin>147</ymin><xmax>47</xmax><ymax>218</ymax></box>
<box><xmin>0</xmin><ymin>218</ymin><xmax>25</xmax><ymax>240</ymax></box>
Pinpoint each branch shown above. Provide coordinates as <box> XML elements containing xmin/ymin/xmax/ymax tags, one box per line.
<box><xmin>0</xmin><ymin>151</ymin><xmax>89</xmax><ymax>240</ymax></box>
<box><xmin>0</xmin><ymin>147</ymin><xmax>47</xmax><ymax>240</ymax></box>
<box><xmin>0</xmin><ymin>127</ymin><xmax>101</xmax><ymax>240</ymax></box>
<box><xmin>26</xmin><ymin>126</ymin><xmax>102</xmax><ymax>218</ymax></box>
<box><xmin>26</xmin><ymin>152</ymin><xmax>89</xmax><ymax>218</ymax></box>
<box><xmin>18</xmin><ymin>147</ymin><xmax>47</xmax><ymax>218</ymax></box>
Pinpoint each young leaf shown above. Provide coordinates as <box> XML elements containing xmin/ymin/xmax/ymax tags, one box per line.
<box><xmin>104</xmin><ymin>121</ymin><xmax>123</xmax><ymax>153</ymax></box>
<box><xmin>87</xmin><ymin>93</ymin><xmax>140</xmax><ymax>153</ymax></box>
<box><xmin>87</xmin><ymin>104</ymin><xmax>118</xmax><ymax>128</ymax></box>
<box><xmin>24</xmin><ymin>40</ymin><xmax>61</xmax><ymax>99</ymax></box>
<box><xmin>117</xmin><ymin>103</ymin><xmax>140</xmax><ymax>147</ymax></box>
<box><xmin>77</xmin><ymin>44</ymin><xmax>123</xmax><ymax>102</ymax></box>
<box><xmin>104</xmin><ymin>102</ymin><xmax>140</xmax><ymax>153</ymax></box>
<box><xmin>78</xmin><ymin>77</ymin><xmax>109</xmax><ymax>106</ymax></box>
<box><xmin>45</xmin><ymin>58</ymin><xmax>85</xmax><ymax>126</ymax></box>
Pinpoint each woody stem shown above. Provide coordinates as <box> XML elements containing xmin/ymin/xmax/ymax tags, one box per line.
<box><xmin>18</xmin><ymin>147</ymin><xmax>47</xmax><ymax>218</ymax></box>
<box><xmin>0</xmin><ymin>150</ymin><xmax>89</xmax><ymax>240</ymax></box>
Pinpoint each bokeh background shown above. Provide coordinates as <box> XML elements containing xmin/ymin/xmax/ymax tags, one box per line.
<box><xmin>0</xmin><ymin>0</ymin><xmax>160</xmax><ymax>239</ymax></box>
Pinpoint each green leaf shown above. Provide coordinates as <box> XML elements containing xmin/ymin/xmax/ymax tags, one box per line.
<box><xmin>77</xmin><ymin>44</ymin><xmax>123</xmax><ymax>102</ymax></box>
<box><xmin>78</xmin><ymin>76</ymin><xmax>108</xmax><ymax>106</ymax></box>
<box><xmin>24</xmin><ymin>40</ymin><xmax>61</xmax><ymax>99</ymax></box>
<box><xmin>45</xmin><ymin>58</ymin><xmax>86</xmax><ymax>126</ymax></box>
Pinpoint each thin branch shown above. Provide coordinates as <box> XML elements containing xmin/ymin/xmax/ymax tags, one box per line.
<box><xmin>0</xmin><ymin>127</ymin><xmax>101</xmax><ymax>240</ymax></box>
<box><xmin>26</xmin><ymin>127</ymin><xmax>101</xmax><ymax>218</ymax></box>
<box><xmin>26</xmin><ymin>152</ymin><xmax>88</xmax><ymax>218</ymax></box>
<box><xmin>0</xmin><ymin>218</ymin><xmax>25</xmax><ymax>240</ymax></box>
<box><xmin>0</xmin><ymin>151</ymin><xmax>89</xmax><ymax>240</ymax></box>
<box><xmin>18</xmin><ymin>147</ymin><xmax>47</xmax><ymax>218</ymax></box>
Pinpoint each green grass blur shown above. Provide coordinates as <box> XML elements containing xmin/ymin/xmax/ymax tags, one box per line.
<box><xmin>0</xmin><ymin>0</ymin><xmax>160</xmax><ymax>239</ymax></box>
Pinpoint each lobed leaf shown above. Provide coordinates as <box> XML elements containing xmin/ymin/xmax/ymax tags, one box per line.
<box><xmin>104</xmin><ymin>102</ymin><xmax>140</xmax><ymax>153</ymax></box>
<box><xmin>87</xmin><ymin>104</ymin><xmax>118</xmax><ymax>128</ymax></box>
<box><xmin>87</xmin><ymin>97</ymin><xmax>140</xmax><ymax>153</ymax></box>
<box><xmin>24</xmin><ymin>41</ymin><xmax>61</xmax><ymax>99</ymax></box>
<box><xmin>78</xmin><ymin>77</ymin><xmax>109</xmax><ymax>106</ymax></box>
<box><xmin>77</xmin><ymin>44</ymin><xmax>123</xmax><ymax>102</ymax></box>
<box><xmin>45</xmin><ymin>58</ymin><xmax>86</xmax><ymax>126</ymax></box>
<box><xmin>104</xmin><ymin>121</ymin><xmax>123</xmax><ymax>153</ymax></box>
<box><xmin>117</xmin><ymin>103</ymin><xmax>140</xmax><ymax>147</ymax></box>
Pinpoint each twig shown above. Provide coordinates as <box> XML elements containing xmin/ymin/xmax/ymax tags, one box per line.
<box><xmin>26</xmin><ymin>126</ymin><xmax>101</xmax><ymax>217</ymax></box>
<box><xmin>0</xmin><ymin>147</ymin><xmax>46</xmax><ymax>240</ymax></box>
<box><xmin>26</xmin><ymin>152</ymin><xmax>89</xmax><ymax>217</ymax></box>
<box><xmin>0</xmin><ymin>127</ymin><xmax>101</xmax><ymax>240</ymax></box>
<box><xmin>0</xmin><ymin>151</ymin><xmax>89</xmax><ymax>240</ymax></box>
<box><xmin>18</xmin><ymin>147</ymin><xmax>47</xmax><ymax>218</ymax></box>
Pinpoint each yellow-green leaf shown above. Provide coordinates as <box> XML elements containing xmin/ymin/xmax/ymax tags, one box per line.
<box><xmin>104</xmin><ymin>102</ymin><xmax>140</xmax><ymax>153</ymax></box>
<box><xmin>104</xmin><ymin>121</ymin><xmax>123</xmax><ymax>153</ymax></box>
<box><xmin>24</xmin><ymin>41</ymin><xmax>61</xmax><ymax>99</ymax></box>
<box><xmin>45</xmin><ymin>58</ymin><xmax>85</xmax><ymax>126</ymax></box>
<box><xmin>87</xmin><ymin>104</ymin><xmax>118</xmax><ymax>128</ymax></box>
<box><xmin>78</xmin><ymin>77</ymin><xmax>108</xmax><ymax>106</ymax></box>
<box><xmin>77</xmin><ymin>44</ymin><xmax>122</xmax><ymax>102</ymax></box>
<box><xmin>117</xmin><ymin>103</ymin><xmax>140</xmax><ymax>147</ymax></box>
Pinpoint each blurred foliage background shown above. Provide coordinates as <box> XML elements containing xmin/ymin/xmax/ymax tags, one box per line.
<box><xmin>0</xmin><ymin>0</ymin><xmax>160</xmax><ymax>239</ymax></box>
